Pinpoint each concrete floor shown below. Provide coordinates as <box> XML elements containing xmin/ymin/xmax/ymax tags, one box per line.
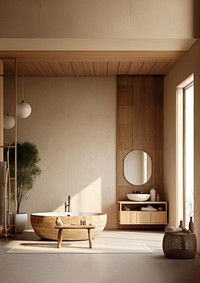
<box><xmin>0</xmin><ymin>230</ymin><xmax>200</xmax><ymax>283</ymax></box>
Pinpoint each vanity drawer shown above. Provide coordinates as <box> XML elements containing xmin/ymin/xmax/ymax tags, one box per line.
<box><xmin>119</xmin><ymin>211</ymin><xmax>137</xmax><ymax>224</ymax></box>
<box><xmin>136</xmin><ymin>212</ymin><xmax>151</xmax><ymax>223</ymax></box>
<box><xmin>150</xmin><ymin>212</ymin><xmax>167</xmax><ymax>224</ymax></box>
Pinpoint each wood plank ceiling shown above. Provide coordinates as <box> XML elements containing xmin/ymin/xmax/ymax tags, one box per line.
<box><xmin>1</xmin><ymin>51</ymin><xmax>186</xmax><ymax>77</ymax></box>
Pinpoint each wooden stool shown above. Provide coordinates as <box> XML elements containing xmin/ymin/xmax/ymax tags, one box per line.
<box><xmin>54</xmin><ymin>224</ymin><xmax>96</xmax><ymax>248</ymax></box>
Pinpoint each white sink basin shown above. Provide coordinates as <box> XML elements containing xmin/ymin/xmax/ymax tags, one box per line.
<box><xmin>127</xmin><ymin>193</ymin><xmax>150</xmax><ymax>202</ymax></box>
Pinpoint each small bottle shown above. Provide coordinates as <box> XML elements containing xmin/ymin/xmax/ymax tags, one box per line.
<box><xmin>156</xmin><ymin>193</ymin><xmax>160</xmax><ymax>201</ymax></box>
<box><xmin>150</xmin><ymin>187</ymin><xmax>156</xmax><ymax>201</ymax></box>
<box><xmin>178</xmin><ymin>220</ymin><xmax>183</xmax><ymax>230</ymax></box>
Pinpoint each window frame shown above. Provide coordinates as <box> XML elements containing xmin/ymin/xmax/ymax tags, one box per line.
<box><xmin>176</xmin><ymin>74</ymin><xmax>194</xmax><ymax>227</ymax></box>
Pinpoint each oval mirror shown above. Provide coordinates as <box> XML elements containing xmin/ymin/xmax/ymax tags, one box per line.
<box><xmin>124</xmin><ymin>150</ymin><xmax>152</xmax><ymax>185</ymax></box>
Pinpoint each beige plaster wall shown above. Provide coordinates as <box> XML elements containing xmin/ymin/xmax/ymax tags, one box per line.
<box><xmin>0</xmin><ymin>0</ymin><xmax>194</xmax><ymax>38</ymax></box>
<box><xmin>0</xmin><ymin>0</ymin><xmax>198</xmax><ymax>52</ymax></box>
<box><xmin>164</xmin><ymin>40</ymin><xmax>200</xmax><ymax>251</ymax></box>
<box><xmin>5</xmin><ymin>77</ymin><xmax>116</xmax><ymax>229</ymax></box>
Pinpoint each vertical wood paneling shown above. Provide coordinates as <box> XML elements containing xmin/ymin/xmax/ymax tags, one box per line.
<box><xmin>153</xmin><ymin>76</ymin><xmax>164</xmax><ymax>190</ymax></box>
<box><xmin>142</xmin><ymin>76</ymin><xmax>154</xmax><ymax>150</ymax></box>
<box><xmin>117</xmin><ymin>75</ymin><xmax>164</xmax><ymax>207</ymax></box>
<box><xmin>132</xmin><ymin>76</ymin><xmax>143</xmax><ymax>148</ymax></box>
<box><xmin>117</xmin><ymin>76</ymin><xmax>134</xmax><ymax>200</ymax></box>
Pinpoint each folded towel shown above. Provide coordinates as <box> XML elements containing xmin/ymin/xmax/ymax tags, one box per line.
<box><xmin>141</xmin><ymin>205</ymin><xmax>157</xmax><ymax>211</ymax></box>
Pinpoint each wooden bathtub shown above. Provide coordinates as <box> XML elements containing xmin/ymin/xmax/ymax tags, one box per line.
<box><xmin>30</xmin><ymin>212</ymin><xmax>107</xmax><ymax>240</ymax></box>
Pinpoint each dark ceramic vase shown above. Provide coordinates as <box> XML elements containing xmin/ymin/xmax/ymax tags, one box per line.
<box><xmin>189</xmin><ymin>216</ymin><xmax>194</xmax><ymax>233</ymax></box>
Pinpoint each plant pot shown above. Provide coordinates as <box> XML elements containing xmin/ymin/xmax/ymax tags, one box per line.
<box><xmin>16</xmin><ymin>213</ymin><xmax>28</xmax><ymax>234</ymax></box>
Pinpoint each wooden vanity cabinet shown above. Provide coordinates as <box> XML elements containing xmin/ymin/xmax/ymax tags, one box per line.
<box><xmin>118</xmin><ymin>201</ymin><xmax>167</xmax><ymax>225</ymax></box>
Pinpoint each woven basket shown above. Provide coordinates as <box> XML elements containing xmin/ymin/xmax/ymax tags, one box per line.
<box><xmin>162</xmin><ymin>232</ymin><xmax>197</xmax><ymax>259</ymax></box>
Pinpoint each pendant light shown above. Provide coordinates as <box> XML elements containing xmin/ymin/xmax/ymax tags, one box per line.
<box><xmin>17</xmin><ymin>64</ymin><xmax>32</xmax><ymax>118</ymax></box>
<box><xmin>3</xmin><ymin>113</ymin><xmax>15</xmax><ymax>129</ymax></box>
<box><xmin>17</xmin><ymin>100</ymin><xmax>32</xmax><ymax>118</ymax></box>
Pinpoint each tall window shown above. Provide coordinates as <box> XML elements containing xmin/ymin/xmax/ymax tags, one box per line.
<box><xmin>184</xmin><ymin>82</ymin><xmax>194</xmax><ymax>226</ymax></box>
<box><xmin>177</xmin><ymin>75</ymin><xmax>194</xmax><ymax>228</ymax></box>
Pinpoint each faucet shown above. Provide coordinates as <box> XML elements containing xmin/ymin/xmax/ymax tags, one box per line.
<box><xmin>65</xmin><ymin>195</ymin><xmax>71</xmax><ymax>213</ymax></box>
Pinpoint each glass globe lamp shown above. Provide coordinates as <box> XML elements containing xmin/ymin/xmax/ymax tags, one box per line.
<box><xmin>17</xmin><ymin>100</ymin><xmax>32</xmax><ymax>118</ymax></box>
<box><xmin>3</xmin><ymin>114</ymin><xmax>15</xmax><ymax>129</ymax></box>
